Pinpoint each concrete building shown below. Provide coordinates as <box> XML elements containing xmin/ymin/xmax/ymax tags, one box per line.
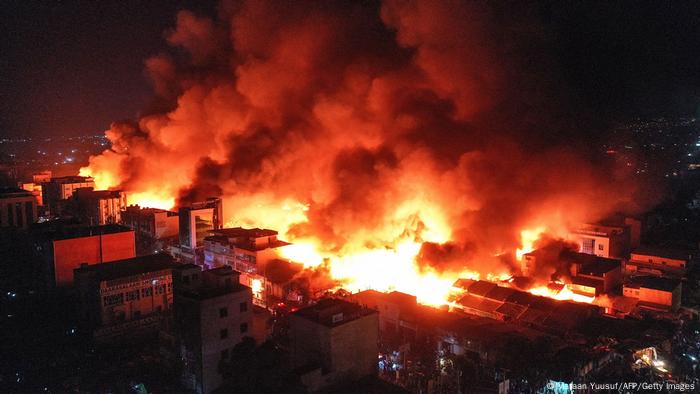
<box><xmin>0</xmin><ymin>187</ymin><xmax>37</xmax><ymax>229</ymax></box>
<box><xmin>74</xmin><ymin>253</ymin><xmax>177</xmax><ymax>340</ymax></box>
<box><xmin>19</xmin><ymin>181</ymin><xmax>44</xmax><ymax>207</ymax></box>
<box><xmin>121</xmin><ymin>205</ymin><xmax>179</xmax><ymax>240</ymax></box>
<box><xmin>623</xmin><ymin>276</ymin><xmax>682</xmax><ymax>312</ymax></box>
<box><xmin>41</xmin><ymin>175</ymin><xmax>94</xmax><ymax>215</ymax></box>
<box><xmin>33</xmin><ymin>222</ymin><xmax>136</xmax><ymax>287</ymax></box>
<box><xmin>290</xmin><ymin>298</ymin><xmax>378</xmax><ymax>392</ymax></box>
<box><xmin>174</xmin><ymin>266</ymin><xmax>253</xmax><ymax>394</ymax></box>
<box><xmin>626</xmin><ymin>246</ymin><xmax>691</xmax><ymax>278</ymax></box>
<box><xmin>569</xmin><ymin>223</ymin><xmax>631</xmax><ymax>259</ymax></box>
<box><xmin>178</xmin><ymin>198</ymin><xmax>223</xmax><ymax>263</ymax></box>
<box><xmin>569</xmin><ymin>255</ymin><xmax>622</xmax><ymax>297</ymax></box>
<box><xmin>203</xmin><ymin>227</ymin><xmax>289</xmax><ymax>272</ymax></box>
<box><xmin>18</xmin><ymin>171</ymin><xmax>52</xmax><ymax>209</ymax></box>
<box><xmin>203</xmin><ymin>227</ymin><xmax>293</xmax><ymax>307</ymax></box>
<box><xmin>68</xmin><ymin>188</ymin><xmax>127</xmax><ymax>225</ymax></box>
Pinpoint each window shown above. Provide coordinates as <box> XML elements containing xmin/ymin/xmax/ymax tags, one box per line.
<box><xmin>219</xmin><ymin>307</ymin><xmax>228</xmax><ymax>318</ymax></box>
<box><xmin>598</xmin><ymin>244</ymin><xmax>604</xmax><ymax>251</ymax></box>
<box><xmin>103</xmin><ymin>293</ymin><xmax>124</xmax><ymax>306</ymax></box>
<box><xmin>220</xmin><ymin>329</ymin><xmax>228</xmax><ymax>339</ymax></box>
<box><xmin>126</xmin><ymin>290</ymin><xmax>140</xmax><ymax>301</ymax></box>
<box><xmin>240</xmin><ymin>323</ymin><xmax>248</xmax><ymax>334</ymax></box>
<box><xmin>141</xmin><ymin>287</ymin><xmax>153</xmax><ymax>297</ymax></box>
<box><xmin>183</xmin><ymin>276</ymin><xmax>190</xmax><ymax>284</ymax></box>
<box><xmin>239</xmin><ymin>302</ymin><xmax>248</xmax><ymax>313</ymax></box>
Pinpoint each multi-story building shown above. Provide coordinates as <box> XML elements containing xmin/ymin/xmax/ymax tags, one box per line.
<box><xmin>174</xmin><ymin>266</ymin><xmax>253</xmax><ymax>394</ymax></box>
<box><xmin>41</xmin><ymin>175</ymin><xmax>95</xmax><ymax>215</ymax></box>
<box><xmin>18</xmin><ymin>171</ymin><xmax>52</xmax><ymax>209</ymax></box>
<box><xmin>569</xmin><ymin>255</ymin><xmax>622</xmax><ymax>297</ymax></box>
<box><xmin>0</xmin><ymin>187</ymin><xmax>37</xmax><ymax>229</ymax></box>
<box><xmin>625</xmin><ymin>246</ymin><xmax>691</xmax><ymax>278</ymax></box>
<box><xmin>19</xmin><ymin>182</ymin><xmax>44</xmax><ymax>207</ymax></box>
<box><xmin>178</xmin><ymin>198</ymin><xmax>223</xmax><ymax>263</ymax></box>
<box><xmin>121</xmin><ymin>205</ymin><xmax>179</xmax><ymax>240</ymax></box>
<box><xmin>67</xmin><ymin>188</ymin><xmax>127</xmax><ymax>225</ymax></box>
<box><xmin>623</xmin><ymin>276</ymin><xmax>682</xmax><ymax>312</ymax></box>
<box><xmin>351</xmin><ymin>290</ymin><xmax>419</xmax><ymax>339</ymax></box>
<box><xmin>290</xmin><ymin>298</ymin><xmax>378</xmax><ymax>392</ymax></box>
<box><xmin>569</xmin><ymin>223</ymin><xmax>631</xmax><ymax>259</ymax></box>
<box><xmin>74</xmin><ymin>253</ymin><xmax>177</xmax><ymax>340</ymax></box>
<box><xmin>33</xmin><ymin>222</ymin><xmax>135</xmax><ymax>287</ymax></box>
<box><xmin>203</xmin><ymin>227</ymin><xmax>294</xmax><ymax>307</ymax></box>
<box><xmin>203</xmin><ymin>227</ymin><xmax>289</xmax><ymax>273</ymax></box>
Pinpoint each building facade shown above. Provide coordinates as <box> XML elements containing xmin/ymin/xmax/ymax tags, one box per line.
<box><xmin>68</xmin><ymin>188</ymin><xmax>127</xmax><ymax>225</ymax></box>
<box><xmin>174</xmin><ymin>266</ymin><xmax>253</xmax><ymax>394</ymax></box>
<box><xmin>121</xmin><ymin>205</ymin><xmax>179</xmax><ymax>240</ymax></box>
<box><xmin>33</xmin><ymin>223</ymin><xmax>136</xmax><ymax>287</ymax></box>
<box><xmin>290</xmin><ymin>298</ymin><xmax>379</xmax><ymax>392</ymax></box>
<box><xmin>626</xmin><ymin>246</ymin><xmax>691</xmax><ymax>278</ymax></box>
<box><xmin>0</xmin><ymin>187</ymin><xmax>37</xmax><ymax>229</ymax></box>
<box><xmin>569</xmin><ymin>223</ymin><xmax>630</xmax><ymax>258</ymax></box>
<box><xmin>623</xmin><ymin>276</ymin><xmax>682</xmax><ymax>312</ymax></box>
<box><xmin>74</xmin><ymin>253</ymin><xmax>177</xmax><ymax>340</ymax></box>
<box><xmin>41</xmin><ymin>175</ymin><xmax>95</xmax><ymax>215</ymax></box>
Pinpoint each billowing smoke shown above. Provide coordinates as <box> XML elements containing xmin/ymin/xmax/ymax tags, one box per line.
<box><xmin>82</xmin><ymin>0</ymin><xmax>652</xmax><ymax>282</ymax></box>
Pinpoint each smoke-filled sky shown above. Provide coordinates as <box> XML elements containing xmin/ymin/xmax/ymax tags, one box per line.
<box><xmin>3</xmin><ymin>0</ymin><xmax>700</xmax><ymax>139</ymax></box>
<box><xmin>60</xmin><ymin>0</ymin><xmax>667</xmax><ymax>279</ymax></box>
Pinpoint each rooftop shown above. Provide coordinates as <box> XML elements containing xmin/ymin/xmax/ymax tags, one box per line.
<box><xmin>571</xmin><ymin>223</ymin><xmax>626</xmax><ymax>237</ymax></box>
<box><xmin>467</xmin><ymin>280</ymin><xmax>498</xmax><ymax>297</ymax></box>
<box><xmin>571</xmin><ymin>275</ymin><xmax>604</xmax><ymax>289</ymax></box>
<box><xmin>124</xmin><ymin>205</ymin><xmax>177</xmax><ymax>215</ymax></box>
<box><xmin>73</xmin><ymin>188</ymin><xmax>124</xmax><ymax>200</ymax></box>
<box><xmin>0</xmin><ymin>187</ymin><xmax>34</xmax><ymax>197</ymax></box>
<box><xmin>211</xmin><ymin>227</ymin><xmax>278</xmax><ymax>238</ymax></box>
<box><xmin>49</xmin><ymin>175</ymin><xmax>93</xmax><ymax>183</ymax></box>
<box><xmin>292</xmin><ymin>298</ymin><xmax>376</xmax><ymax>328</ymax></box>
<box><xmin>32</xmin><ymin>222</ymin><xmax>133</xmax><ymax>241</ymax></box>
<box><xmin>631</xmin><ymin>245</ymin><xmax>691</xmax><ymax>261</ymax></box>
<box><xmin>626</xmin><ymin>276</ymin><xmax>681</xmax><ymax>292</ymax></box>
<box><xmin>576</xmin><ymin>258</ymin><xmax>621</xmax><ymax>276</ymax></box>
<box><xmin>74</xmin><ymin>253</ymin><xmax>176</xmax><ymax>282</ymax></box>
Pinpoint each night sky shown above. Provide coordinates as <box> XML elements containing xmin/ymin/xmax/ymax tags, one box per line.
<box><xmin>2</xmin><ymin>0</ymin><xmax>700</xmax><ymax>139</ymax></box>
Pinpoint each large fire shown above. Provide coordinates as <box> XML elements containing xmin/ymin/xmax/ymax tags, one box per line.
<box><xmin>77</xmin><ymin>0</ymin><xmax>644</xmax><ymax>308</ymax></box>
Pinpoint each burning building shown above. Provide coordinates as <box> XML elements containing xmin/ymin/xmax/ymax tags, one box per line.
<box><xmin>76</xmin><ymin>0</ymin><xmax>655</xmax><ymax>308</ymax></box>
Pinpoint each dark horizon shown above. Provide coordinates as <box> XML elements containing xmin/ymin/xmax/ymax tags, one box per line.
<box><xmin>2</xmin><ymin>1</ymin><xmax>700</xmax><ymax>139</ymax></box>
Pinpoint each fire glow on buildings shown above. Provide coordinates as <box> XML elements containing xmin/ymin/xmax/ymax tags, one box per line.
<box><xmin>73</xmin><ymin>0</ymin><xmax>655</xmax><ymax>309</ymax></box>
